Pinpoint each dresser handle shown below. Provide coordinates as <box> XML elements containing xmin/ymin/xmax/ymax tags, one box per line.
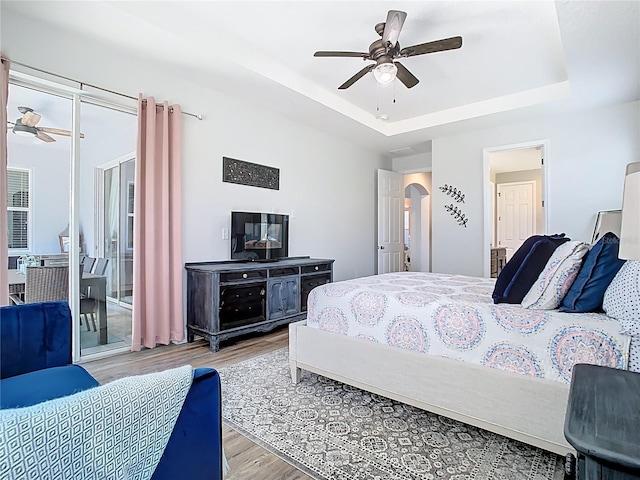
<box><xmin>242</xmin><ymin>273</ymin><xmax>248</xmax><ymax>279</ymax></box>
<box><xmin>315</xmin><ymin>266</ymin><xmax>319</xmax><ymax>271</ymax></box>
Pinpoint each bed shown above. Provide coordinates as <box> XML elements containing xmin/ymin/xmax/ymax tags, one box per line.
<box><xmin>288</xmin><ymin>271</ymin><xmax>634</xmax><ymax>455</ymax></box>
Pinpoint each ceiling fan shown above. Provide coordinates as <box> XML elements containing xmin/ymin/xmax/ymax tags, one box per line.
<box><xmin>7</xmin><ymin>106</ymin><xmax>84</xmax><ymax>143</ymax></box>
<box><xmin>314</xmin><ymin>10</ymin><xmax>462</xmax><ymax>90</ymax></box>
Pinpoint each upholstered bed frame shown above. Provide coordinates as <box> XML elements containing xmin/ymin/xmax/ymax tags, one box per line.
<box><xmin>289</xmin><ymin>320</ymin><xmax>573</xmax><ymax>455</ymax></box>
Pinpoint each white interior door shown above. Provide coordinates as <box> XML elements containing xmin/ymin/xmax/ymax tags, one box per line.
<box><xmin>497</xmin><ymin>181</ymin><xmax>536</xmax><ymax>260</ymax></box>
<box><xmin>377</xmin><ymin>169</ymin><xmax>404</xmax><ymax>273</ymax></box>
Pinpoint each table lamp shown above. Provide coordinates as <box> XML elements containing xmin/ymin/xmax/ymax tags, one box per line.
<box><xmin>619</xmin><ymin>162</ymin><xmax>640</xmax><ymax>261</ymax></box>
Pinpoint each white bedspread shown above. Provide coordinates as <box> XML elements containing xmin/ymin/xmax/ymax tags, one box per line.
<box><xmin>307</xmin><ymin>272</ymin><xmax>631</xmax><ymax>384</ymax></box>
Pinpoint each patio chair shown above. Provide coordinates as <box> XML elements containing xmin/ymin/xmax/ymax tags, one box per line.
<box><xmin>80</xmin><ymin>258</ymin><xmax>109</xmax><ymax>332</ymax></box>
<box><xmin>9</xmin><ymin>266</ymin><xmax>69</xmax><ymax>305</ymax></box>
<box><xmin>91</xmin><ymin>257</ymin><xmax>108</xmax><ymax>276</ymax></box>
<box><xmin>82</xmin><ymin>256</ymin><xmax>96</xmax><ymax>274</ymax></box>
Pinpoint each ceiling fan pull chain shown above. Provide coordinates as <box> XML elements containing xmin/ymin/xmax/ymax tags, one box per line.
<box><xmin>393</xmin><ymin>79</ymin><xmax>397</xmax><ymax>104</ymax></box>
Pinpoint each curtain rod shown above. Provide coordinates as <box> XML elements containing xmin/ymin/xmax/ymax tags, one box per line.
<box><xmin>1</xmin><ymin>56</ymin><xmax>203</xmax><ymax>120</ymax></box>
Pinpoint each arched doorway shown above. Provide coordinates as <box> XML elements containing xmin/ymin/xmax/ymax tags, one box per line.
<box><xmin>404</xmin><ymin>182</ymin><xmax>430</xmax><ymax>272</ymax></box>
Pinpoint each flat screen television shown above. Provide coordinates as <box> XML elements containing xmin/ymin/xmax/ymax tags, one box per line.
<box><xmin>231</xmin><ymin>211</ymin><xmax>289</xmax><ymax>261</ymax></box>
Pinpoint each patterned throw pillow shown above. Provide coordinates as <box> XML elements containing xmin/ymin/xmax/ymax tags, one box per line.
<box><xmin>559</xmin><ymin>232</ymin><xmax>626</xmax><ymax>313</ymax></box>
<box><xmin>603</xmin><ymin>260</ymin><xmax>640</xmax><ymax>335</ymax></box>
<box><xmin>521</xmin><ymin>241</ymin><xmax>590</xmax><ymax>310</ymax></box>
<box><xmin>492</xmin><ymin>234</ymin><xmax>570</xmax><ymax>304</ymax></box>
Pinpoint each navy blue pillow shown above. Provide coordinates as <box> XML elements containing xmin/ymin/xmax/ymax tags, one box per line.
<box><xmin>492</xmin><ymin>234</ymin><xmax>570</xmax><ymax>304</ymax></box>
<box><xmin>559</xmin><ymin>232</ymin><xmax>626</xmax><ymax>313</ymax></box>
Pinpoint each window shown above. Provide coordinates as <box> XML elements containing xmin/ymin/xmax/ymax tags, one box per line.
<box><xmin>7</xmin><ymin>168</ymin><xmax>31</xmax><ymax>251</ymax></box>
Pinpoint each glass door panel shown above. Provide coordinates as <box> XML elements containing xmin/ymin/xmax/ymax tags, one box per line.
<box><xmin>101</xmin><ymin>156</ymin><xmax>134</xmax><ymax>307</ymax></box>
<box><xmin>119</xmin><ymin>159</ymin><xmax>134</xmax><ymax>305</ymax></box>
<box><xmin>80</xmin><ymin>99</ymin><xmax>136</xmax><ymax>356</ymax></box>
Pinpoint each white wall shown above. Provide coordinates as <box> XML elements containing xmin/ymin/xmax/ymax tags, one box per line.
<box><xmin>432</xmin><ymin>100</ymin><xmax>640</xmax><ymax>276</ymax></box>
<box><xmin>392</xmin><ymin>153</ymin><xmax>432</xmax><ymax>173</ymax></box>
<box><xmin>8</xmin><ymin>143</ymin><xmax>70</xmax><ymax>254</ymax></box>
<box><xmin>2</xmin><ymin>10</ymin><xmax>388</xmax><ymax>282</ymax></box>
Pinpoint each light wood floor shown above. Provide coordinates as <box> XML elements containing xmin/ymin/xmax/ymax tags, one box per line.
<box><xmin>82</xmin><ymin>327</ymin><xmax>313</xmax><ymax>480</ymax></box>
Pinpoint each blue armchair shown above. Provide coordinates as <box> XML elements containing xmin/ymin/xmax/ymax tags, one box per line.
<box><xmin>0</xmin><ymin>301</ymin><xmax>223</xmax><ymax>480</ymax></box>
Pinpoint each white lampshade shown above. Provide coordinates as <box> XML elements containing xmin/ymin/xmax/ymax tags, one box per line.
<box><xmin>618</xmin><ymin>162</ymin><xmax>640</xmax><ymax>260</ymax></box>
<box><xmin>373</xmin><ymin>62</ymin><xmax>397</xmax><ymax>84</ymax></box>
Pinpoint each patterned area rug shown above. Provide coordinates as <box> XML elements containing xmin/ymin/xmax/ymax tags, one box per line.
<box><xmin>219</xmin><ymin>348</ymin><xmax>565</xmax><ymax>480</ymax></box>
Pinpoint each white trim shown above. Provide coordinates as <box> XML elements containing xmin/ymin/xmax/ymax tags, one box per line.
<box><xmin>70</xmin><ymin>93</ymin><xmax>82</xmax><ymax>363</ymax></box>
<box><xmin>482</xmin><ymin>140</ymin><xmax>549</xmax><ymax>278</ymax></box>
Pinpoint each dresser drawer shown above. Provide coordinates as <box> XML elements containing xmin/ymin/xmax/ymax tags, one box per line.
<box><xmin>270</xmin><ymin>267</ymin><xmax>299</xmax><ymax>277</ymax></box>
<box><xmin>220</xmin><ymin>270</ymin><xmax>267</xmax><ymax>282</ymax></box>
<box><xmin>302</xmin><ymin>263</ymin><xmax>332</xmax><ymax>274</ymax></box>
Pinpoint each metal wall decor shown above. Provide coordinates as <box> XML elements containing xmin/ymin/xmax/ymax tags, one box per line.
<box><xmin>223</xmin><ymin>157</ymin><xmax>280</xmax><ymax>190</ymax></box>
<box><xmin>445</xmin><ymin>204</ymin><xmax>468</xmax><ymax>227</ymax></box>
<box><xmin>439</xmin><ymin>184</ymin><xmax>465</xmax><ymax>203</ymax></box>
<box><xmin>440</xmin><ymin>184</ymin><xmax>468</xmax><ymax>227</ymax></box>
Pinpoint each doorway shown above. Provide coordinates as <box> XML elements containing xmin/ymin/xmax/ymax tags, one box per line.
<box><xmin>483</xmin><ymin>141</ymin><xmax>548</xmax><ymax>277</ymax></box>
<box><xmin>97</xmin><ymin>153</ymin><xmax>135</xmax><ymax>307</ymax></box>
<box><xmin>6</xmin><ymin>73</ymin><xmax>137</xmax><ymax>361</ymax></box>
<box><xmin>404</xmin><ymin>182</ymin><xmax>430</xmax><ymax>272</ymax></box>
<box><xmin>377</xmin><ymin>169</ymin><xmax>432</xmax><ymax>274</ymax></box>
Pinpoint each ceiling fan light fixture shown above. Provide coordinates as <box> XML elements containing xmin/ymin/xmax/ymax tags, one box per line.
<box><xmin>12</xmin><ymin>121</ymin><xmax>37</xmax><ymax>137</ymax></box>
<box><xmin>373</xmin><ymin>62</ymin><xmax>397</xmax><ymax>84</ymax></box>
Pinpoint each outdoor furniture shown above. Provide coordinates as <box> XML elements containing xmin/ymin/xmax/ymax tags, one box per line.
<box><xmin>80</xmin><ymin>258</ymin><xmax>109</xmax><ymax>332</ymax></box>
<box><xmin>92</xmin><ymin>257</ymin><xmax>108</xmax><ymax>276</ymax></box>
<box><xmin>0</xmin><ymin>301</ymin><xmax>223</xmax><ymax>480</ymax></box>
<box><xmin>82</xmin><ymin>256</ymin><xmax>96</xmax><ymax>273</ymax></box>
<box><xmin>8</xmin><ymin>269</ymin><xmax>109</xmax><ymax>344</ymax></box>
<box><xmin>8</xmin><ymin>266</ymin><xmax>68</xmax><ymax>305</ymax></box>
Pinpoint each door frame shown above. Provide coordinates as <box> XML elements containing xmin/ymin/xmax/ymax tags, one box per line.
<box><xmin>482</xmin><ymin>140</ymin><xmax>549</xmax><ymax>278</ymax></box>
<box><xmin>95</xmin><ymin>152</ymin><xmax>135</xmax><ymax>308</ymax></box>
<box><xmin>8</xmin><ymin>70</ymin><xmax>136</xmax><ymax>362</ymax></box>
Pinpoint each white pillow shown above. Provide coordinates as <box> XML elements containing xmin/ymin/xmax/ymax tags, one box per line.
<box><xmin>522</xmin><ymin>241</ymin><xmax>589</xmax><ymax>310</ymax></box>
<box><xmin>603</xmin><ymin>260</ymin><xmax>640</xmax><ymax>335</ymax></box>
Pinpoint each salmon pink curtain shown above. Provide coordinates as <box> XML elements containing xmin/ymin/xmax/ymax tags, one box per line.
<box><xmin>132</xmin><ymin>95</ymin><xmax>184</xmax><ymax>350</ymax></box>
<box><xmin>0</xmin><ymin>56</ymin><xmax>10</xmax><ymax>306</ymax></box>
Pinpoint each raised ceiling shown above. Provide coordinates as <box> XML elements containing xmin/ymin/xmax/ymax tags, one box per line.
<box><xmin>2</xmin><ymin>1</ymin><xmax>639</xmax><ymax>156</ymax></box>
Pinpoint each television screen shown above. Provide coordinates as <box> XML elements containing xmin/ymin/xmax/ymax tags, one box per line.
<box><xmin>231</xmin><ymin>212</ymin><xmax>289</xmax><ymax>261</ymax></box>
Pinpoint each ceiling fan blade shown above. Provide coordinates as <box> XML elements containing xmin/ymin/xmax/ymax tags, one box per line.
<box><xmin>38</xmin><ymin>127</ymin><xmax>85</xmax><ymax>139</ymax></box>
<box><xmin>395</xmin><ymin>62</ymin><xmax>419</xmax><ymax>89</ymax></box>
<box><xmin>382</xmin><ymin>10</ymin><xmax>407</xmax><ymax>48</ymax></box>
<box><xmin>22</xmin><ymin>111</ymin><xmax>41</xmax><ymax>127</ymax></box>
<box><xmin>338</xmin><ymin>64</ymin><xmax>375</xmax><ymax>90</ymax></box>
<box><xmin>314</xmin><ymin>51</ymin><xmax>369</xmax><ymax>58</ymax></box>
<box><xmin>35</xmin><ymin>131</ymin><xmax>56</xmax><ymax>143</ymax></box>
<box><xmin>400</xmin><ymin>36</ymin><xmax>463</xmax><ymax>58</ymax></box>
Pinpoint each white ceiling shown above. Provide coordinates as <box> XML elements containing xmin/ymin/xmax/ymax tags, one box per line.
<box><xmin>3</xmin><ymin>1</ymin><xmax>639</xmax><ymax>157</ymax></box>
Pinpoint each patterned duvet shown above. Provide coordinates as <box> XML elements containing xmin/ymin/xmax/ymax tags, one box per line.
<box><xmin>306</xmin><ymin>272</ymin><xmax>633</xmax><ymax>384</ymax></box>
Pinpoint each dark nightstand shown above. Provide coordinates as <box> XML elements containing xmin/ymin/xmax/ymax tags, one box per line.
<box><xmin>564</xmin><ymin>364</ymin><xmax>640</xmax><ymax>480</ymax></box>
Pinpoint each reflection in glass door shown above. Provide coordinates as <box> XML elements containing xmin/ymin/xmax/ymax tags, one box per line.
<box><xmin>100</xmin><ymin>154</ymin><xmax>135</xmax><ymax>307</ymax></box>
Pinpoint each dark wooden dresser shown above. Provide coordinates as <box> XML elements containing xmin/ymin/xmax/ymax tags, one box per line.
<box><xmin>185</xmin><ymin>257</ymin><xmax>334</xmax><ymax>351</ymax></box>
<box><xmin>490</xmin><ymin>247</ymin><xmax>507</xmax><ymax>278</ymax></box>
<box><xmin>564</xmin><ymin>364</ymin><xmax>640</xmax><ymax>479</ymax></box>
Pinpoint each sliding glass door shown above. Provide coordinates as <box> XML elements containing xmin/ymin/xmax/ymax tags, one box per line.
<box><xmin>99</xmin><ymin>154</ymin><xmax>135</xmax><ymax>307</ymax></box>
